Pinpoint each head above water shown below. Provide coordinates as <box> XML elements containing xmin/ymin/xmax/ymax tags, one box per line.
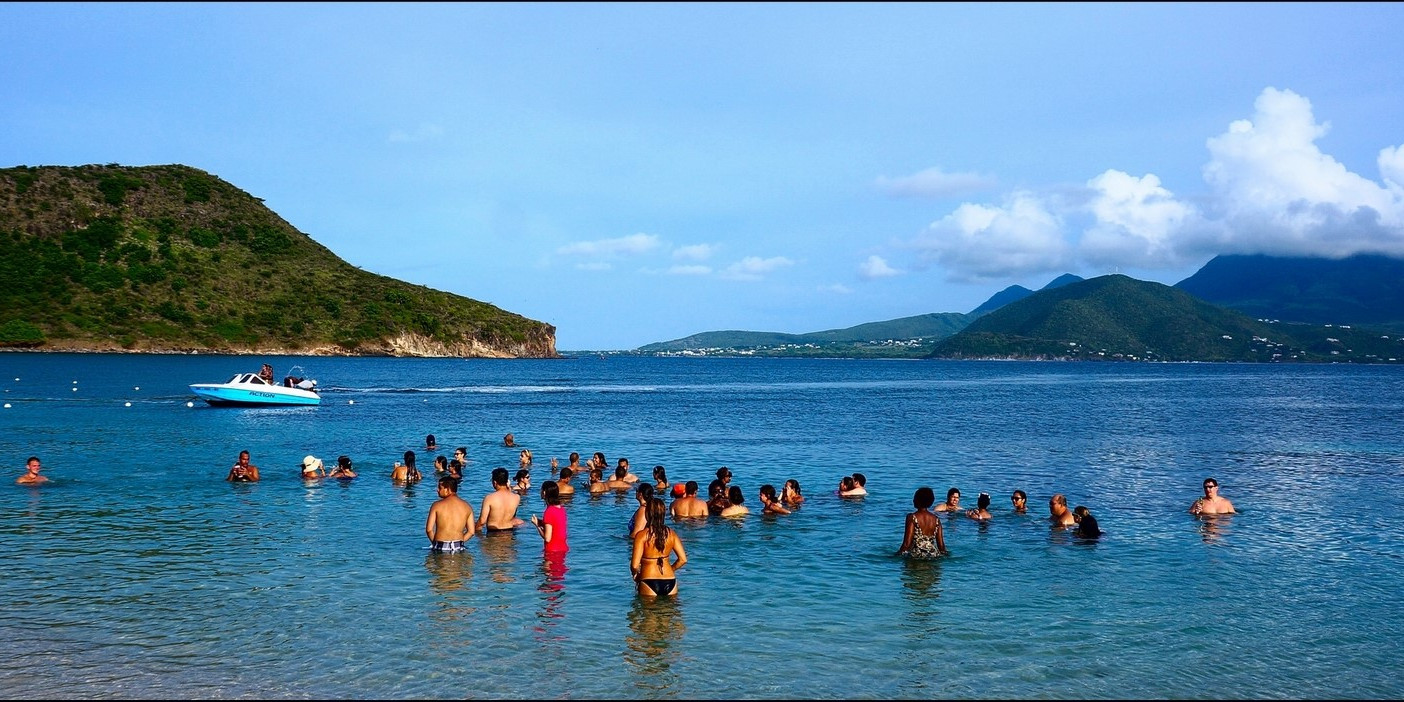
<box><xmin>784</xmin><ymin>479</ymin><xmax>801</xmax><ymax>496</ymax></box>
<box><xmin>978</xmin><ymin>493</ymin><xmax>991</xmax><ymax>510</ymax></box>
<box><xmin>1012</xmin><ymin>489</ymin><xmax>1027</xmax><ymax>503</ymax></box>
<box><xmin>946</xmin><ymin>487</ymin><xmax>960</xmax><ymax>503</ymax></box>
<box><xmin>728</xmin><ymin>486</ymin><xmax>744</xmax><ymax>505</ymax></box>
<box><xmin>685</xmin><ymin>480</ymin><xmax>699</xmax><ymax>497</ymax></box>
<box><xmin>540</xmin><ymin>480</ymin><xmax>560</xmax><ymax>506</ymax></box>
<box><xmin>760</xmin><ymin>484</ymin><xmax>777</xmax><ymax>503</ymax></box>
<box><xmin>492</xmin><ymin>467</ymin><xmax>509</xmax><ymax>487</ymax></box>
<box><xmin>914</xmin><ymin>487</ymin><xmax>935</xmax><ymax>510</ymax></box>
<box><xmin>653</xmin><ymin>465</ymin><xmax>666</xmax><ymax>481</ymax></box>
<box><xmin>852</xmin><ymin>473</ymin><xmax>866</xmax><ymax>488</ymax></box>
<box><xmin>438</xmin><ymin>475</ymin><xmax>460</xmax><ymax>493</ymax></box>
<box><xmin>717</xmin><ymin>466</ymin><xmax>731</xmax><ymax>482</ymax></box>
<box><xmin>403</xmin><ymin>450</ymin><xmax>416</xmax><ymax>468</ymax></box>
<box><xmin>615</xmin><ymin>465</ymin><xmax>628</xmax><ymax>479</ymax></box>
<box><xmin>337</xmin><ymin>455</ymin><xmax>352</xmax><ymax>469</ymax></box>
<box><xmin>840</xmin><ymin>476</ymin><xmax>855</xmax><ymax>491</ymax></box>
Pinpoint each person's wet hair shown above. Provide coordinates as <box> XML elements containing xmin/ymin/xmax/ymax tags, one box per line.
<box><xmin>455</xmin><ymin>446</ymin><xmax>467</xmax><ymax>456</ymax></box>
<box><xmin>540</xmin><ymin>480</ymin><xmax>560</xmax><ymax>506</ymax></box>
<box><xmin>785</xmin><ymin>479</ymin><xmax>802</xmax><ymax>495</ymax></box>
<box><xmin>435</xmin><ymin>456</ymin><xmax>449</xmax><ymax>471</ymax></box>
<box><xmin>708</xmin><ymin>479</ymin><xmax>724</xmax><ymax>499</ymax></box>
<box><xmin>1203</xmin><ymin>477</ymin><xmax>1219</xmax><ymax>488</ymax></box>
<box><xmin>492</xmin><ymin>467</ymin><xmax>509</xmax><ymax>486</ymax></box>
<box><xmin>841</xmin><ymin>476</ymin><xmax>855</xmax><ymax>491</ymax></box>
<box><xmin>513</xmin><ymin>468</ymin><xmax>529</xmax><ymax>483</ymax></box>
<box><xmin>978</xmin><ymin>493</ymin><xmax>991</xmax><ymax>510</ymax></box>
<box><xmin>338</xmin><ymin>455</ymin><xmax>352</xmax><ymax>469</ymax></box>
<box><xmin>946</xmin><ymin>487</ymin><xmax>960</xmax><ymax>500</ymax></box>
<box><xmin>653</xmin><ymin>465</ymin><xmax>666</xmax><ymax>482</ymax></box>
<box><xmin>852</xmin><ymin>473</ymin><xmax>866</xmax><ymax>487</ymax></box>
<box><xmin>403</xmin><ymin>450</ymin><xmax>416</xmax><ymax>468</ymax></box>
<box><xmin>717</xmin><ymin>466</ymin><xmax>731</xmax><ymax>480</ymax></box>
<box><xmin>914</xmin><ymin>487</ymin><xmax>935</xmax><ymax>510</ymax></box>
<box><xmin>1013</xmin><ymin>489</ymin><xmax>1027</xmax><ymax>501</ymax></box>
<box><xmin>728</xmin><ymin>486</ymin><xmax>744</xmax><ymax>505</ymax></box>
<box><xmin>760</xmin><ymin>484</ymin><xmax>778</xmax><ymax>502</ymax></box>
<box><xmin>569</xmin><ymin>452</ymin><xmax>580</xmax><ymax>463</ymax></box>
<box><xmin>637</xmin><ymin>483</ymin><xmax>655</xmax><ymax>502</ymax></box>
<box><xmin>615</xmin><ymin>465</ymin><xmax>628</xmax><ymax>479</ymax></box>
<box><xmin>685</xmin><ymin>480</ymin><xmax>699</xmax><ymax>496</ymax></box>
<box><xmin>560</xmin><ymin>466</ymin><xmax>573</xmax><ymax>480</ymax></box>
<box><xmin>438</xmin><ymin>476</ymin><xmax>459</xmax><ymax>492</ymax></box>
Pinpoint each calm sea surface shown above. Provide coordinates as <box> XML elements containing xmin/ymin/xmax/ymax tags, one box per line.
<box><xmin>1</xmin><ymin>354</ymin><xmax>1402</xmax><ymax>699</ymax></box>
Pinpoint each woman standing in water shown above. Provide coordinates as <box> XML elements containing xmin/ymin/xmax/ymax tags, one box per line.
<box><xmin>631</xmin><ymin>498</ymin><xmax>687</xmax><ymax>597</ymax></box>
<box><xmin>897</xmin><ymin>487</ymin><xmax>948</xmax><ymax>558</ymax></box>
<box><xmin>529</xmin><ymin>481</ymin><xmax>569</xmax><ymax>553</ymax></box>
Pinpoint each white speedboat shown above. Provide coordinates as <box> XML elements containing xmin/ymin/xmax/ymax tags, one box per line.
<box><xmin>190</xmin><ymin>373</ymin><xmax>320</xmax><ymax>406</ymax></box>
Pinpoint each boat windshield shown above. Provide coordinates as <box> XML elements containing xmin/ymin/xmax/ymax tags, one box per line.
<box><xmin>228</xmin><ymin>373</ymin><xmax>272</xmax><ymax>385</ymax></box>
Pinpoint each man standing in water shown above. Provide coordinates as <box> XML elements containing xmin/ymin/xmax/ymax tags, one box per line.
<box><xmin>16</xmin><ymin>456</ymin><xmax>48</xmax><ymax>485</ymax></box>
<box><xmin>426</xmin><ymin>476</ymin><xmax>474</xmax><ymax>552</ymax></box>
<box><xmin>226</xmin><ymin>450</ymin><xmax>260</xmax><ymax>482</ymax></box>
<box><xmin>671</xmin><ymin>481</ymin><xmax>708</xmax><ymax>519</ymax></box>
<box><xmin>1048</xmin><ymin>493</ymin><xmax>1075</xmax><ymax>527</ymax></box>
<box><xmin>479</xmin><ymin>467</ymin><xmax>525</xmax><ymax>532</ymax></box>
<box><xmin>1189</xmin><ymin>477</ymin><xmax>1236</xmax><ymax>515</ymax></box>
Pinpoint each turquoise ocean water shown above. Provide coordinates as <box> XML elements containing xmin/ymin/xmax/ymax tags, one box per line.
<box><xmin>1</xmin><ymin>354</ymin><xmax>1402</xmax><ymax>699</ymax></box>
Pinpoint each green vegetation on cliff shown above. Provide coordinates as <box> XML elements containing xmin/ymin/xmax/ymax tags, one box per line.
<box><xmin>0</xmin><ymin>164</ymin><xmax>555</xmax><ymax>356</ymax></box>
<box><xmin>931</xmin><ymin>274</ymin><xmax>1404</xmax><ymax>363</ymax></box>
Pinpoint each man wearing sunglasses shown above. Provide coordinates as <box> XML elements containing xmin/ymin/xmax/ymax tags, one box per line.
<box><xmin>1189</xmin><ymin>478</ymin><xmax>1236</xmax><ymax>515</ymax></box>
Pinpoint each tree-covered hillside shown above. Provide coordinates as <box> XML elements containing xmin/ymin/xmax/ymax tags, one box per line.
<box><xmin>0</xmin><ymin>164</ymin><xmax>555</xmax><ymax>356</ymax></box>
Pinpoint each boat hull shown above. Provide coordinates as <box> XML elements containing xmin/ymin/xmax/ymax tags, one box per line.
<box><xmin>189</xmin><ymin>384</ymin><xmax>321</xmax><ymax>407</ymax></box>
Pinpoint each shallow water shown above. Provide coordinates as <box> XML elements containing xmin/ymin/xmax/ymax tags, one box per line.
<box><xmin>1</xmin><ymin>355</ymin><xmax>1402</xmax><ymax>698</ymax></box>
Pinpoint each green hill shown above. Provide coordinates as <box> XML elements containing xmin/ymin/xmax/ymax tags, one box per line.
<box><xmin>1176</xmin><ymin>254</ymin><xmax>1404</xmax><ymax>332</ymax></box>
<box><xmin>930</xmin><ymin>274</ymin><xmax>1404</xmax><ymax>363</ymax></box>
<box><xmin>637</xmin><ymin>312</ymin><xmax>969</xmax><ymax>356</ymax></box>
<box><xmin>0</xmin><ymin>164</ymin><xmax>555</xmax><ymax>357</ymax></box>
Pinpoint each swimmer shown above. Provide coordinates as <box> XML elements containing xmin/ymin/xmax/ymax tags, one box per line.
<box><xmin>556</xmin><ymin>466</ymin><xmax>577</xmax><ymax>496</ymax></box>
<box><xmin>720</xmin><ymin>486</ymin><xmax>749</xmax><ymax>517</ymax></box>
<box><xmin>618</xmin><ymin>457</ymin><xmax>639</xmax><ymax>484</ymax></box>
<box><xmin>1189</xmin><ymin>477</ymin><xmax>1236</xmax><ymax>515</ymax></box>
<box><xmin>1011</xmin><ymin>489</ymin><xmax>1028</xmax><ymax>514</ymax></box>
<box><xmin>1073</xmin><ymin>505</ymin><xmax>1102</xmax><ymax>538</ymax></box>
<box><xmin>671</xmin><ymin>481</ymin><xmax>707</xmax><ymax>519</ymax></box>
<box><xmin>1048</xmin><ymin>493</ymin><xmax>1075</xmax><ymax>527</ymax></box>
<box><xmin>391</xmin><ymin>450</ymin><xmax>421</xmax><ymax>483</ymax></box>
<box><xmin>706</xmin><ymin>479</ymin><xmax>730</xmax><ymax>515</ymax></box>
<box><xmin>605</xmin><ymin>463</ymin><xmax>633</xmax><ymax>492</ymax></box>
<box><xmin>629</xmin><ymin>483</ymin><xmax>655</xmax><ymax>536</ymax></box>
<box><xmin>759</xmin><ymin>484</ymin><xmax>791</xmax><ymax>515</ymax></box>
<box><xmin>300</xmin><ymin>455</ymin><xmax>325</xmax><ymax>480</ymax></box>
<box><xmin>653</xmin><ymin>465</ymin><xmax>669</xmax><ymax>493</ymax></box>
<box><xmin>329</xmin><ymin>455</ymin><xmax>357</xmax><ymax>479</ymax></box>
<box><xmin>966</xmin><ymin>492</ymin><xmax>993</xmax><ymax>521</ymax></box>
<box><xmin>838</xmin><ymin>476</ymin><xmax>864</xmax><ymax>497</ymax></box>
<box><xmin>426</xmin><ymin>475</ymin><xmax>475</xmax><ymax>552</ymax></box>
<box><xmin>563</xmin><ymin>452</ymin><xmax>585</xmax><ymax>475</ymax></box>
<box><xmin>529</xmin><ymin>481</ymin><xmax>568</xmax><ymax>553</ymax></box>
<box><xmin>933</xmin><ymin>487</ymin><xmax>961</xmax><ymax>512</ymax></box>
<box><xmin>425</xmin><ymin>434</ymin><xmax>438</xmax><ymax>451</ymax></box>
<box><xmin>716</xmin><ymin>466</ymin><xmax>732</xmax><ymax>490</ymax></box>
<box><xmin>503</xmin><ymin>433</ymin><xmax>516</xmax><ymax>448</ymax></box>
<box><xmin>226</xmin><ymin>450</ymin><xmax>260</xmax><ymax>482</ymax></box>
<box><xmin>447</xmin><ymin>459</ymin><xmax>463</xmax><ymax>480</ymax></box>
<box><xmin>478</xmin><ymin>467</ymin><xmax>525</xmax><ymax>532</ymax></box>
<box><xmin>851</xmin><ymin>473</ymin><xmax>868</xmax><ymax>495</ymax></box>
<box><xmin>631</xmin><ymin>497</ymin><xmax>687</xmax><ymax>597</ymax></box>
<box><xmin>454</xmin><ymin>446</ymin><xmax>468</xmax><ymax>468</ymax></box>
<box><xmin>781</xmin><ymin>479</ymin><xmax>804</xmax><ymax>506</ymax></box>
<box><xmin>519</xmin><ymin>449</ymin><xmax>532</xmax><ymax>468</ymax></box>
<box><xmin>16</xmin><ymin>456</ymin><xmax>48</xmax><ymax>485</ymax></box>
<box><xmin>434</xmin><ymin>455</ymin><xmax>449</xmax><ymax>475</ymax></box>
<box><xmin>587</xmin><ymin>465</ymin><xmax>608</xmax><ymax>495</ymax></box>
<box><xmin>513</xmin><ymin>468</ymin><xmax>531</xmax><ymax>495</ymax></box>
<box><xmin>897</xmin><ymin>487</ymin><xmax>948</xmax><ymax>558</ymax></box>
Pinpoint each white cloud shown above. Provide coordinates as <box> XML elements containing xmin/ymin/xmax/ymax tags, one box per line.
<box><xmin>388</xmin><ymin>124</ymin><xmax>444</xmax><ymax>143</ymax></box>
<box><xmin>721</xmin><ymin>256</ymin><xmax>794</xmax><ymax>281</ymax></box>
<box><xmin>556</xmin><ymin>233</ymin><xmax>661</xmax><ymax>258</ymax></box>
<box><xmin>819</xmin><ymin>283</ymin><xmax>853</xmax><ymax>294</ymax></box>
<box><xmin>672</xmin><ymin>244</ymin><xmax>715</xmax><ymax>261</ymax></box>
<box><xmin>668</xmin><ymin>265</ymin><xmax>712</xmax><ymax>275</ymax></box>
<box><xmin>893</xmin><ymin>86</ymin><xmax>1404</xmax><ymax>281</ymax></box>
<box><xmin>1198</xmin><ymin>87</ymin><xmax>1404</xmax><ymax>258</ymax></box>
<box><xmin>858</xmin><ymin>255</ymin><xmax>901</xmax><ymax>279</ymax></box>
<box><xmin>912</xmin><ymin>193</ymin><xmax>1071</xmax><ymax>281</ymax></box>
<box><xmin>876</xmin><ymin>167</ymin><xmax>997</xmax><ymax>199</ymax></box>
<box><xmin>574</xmin><ymin>261</ymin><xmax>612</xmax><ymax>271</ymax></box>
<box><xmin>1080</xmin><ymin>170</ymin><xmax>1200</xmax><ymax>268</ymax></box>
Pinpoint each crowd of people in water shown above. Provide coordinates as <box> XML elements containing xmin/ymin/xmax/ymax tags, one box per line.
<box><xmin>17</xmin><ymin>431</ymin><xmax>1237</xmax><ymax>597</ymax></box>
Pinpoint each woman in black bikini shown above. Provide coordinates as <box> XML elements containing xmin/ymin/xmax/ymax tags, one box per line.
<box><xmin>630</xmin><ymin>497</ymin><xmax>687</xmax><ymax>597</ymax></box>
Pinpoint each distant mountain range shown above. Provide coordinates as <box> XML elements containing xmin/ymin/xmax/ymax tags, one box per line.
<box><xmin>638</xmin><ymin>254</ymin><xmax>1404</xmax><ymax>362</ymax></box>
<box><xmin>1175</xmin><ymin>254</ymin><xmax>1404</xmax><ymax>332</ymax></box>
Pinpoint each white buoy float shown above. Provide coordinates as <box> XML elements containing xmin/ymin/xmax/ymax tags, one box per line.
<box><xmin>186</xmin><ymin>401</ymin><xmax>194</xmax><ymax>408</ymax></box>
<box><xmin>124</xmin><ymin>402</ymin><xmax>132</xmax><ymax>407</ymax></box>
<box><xmin>72</xmin><ymin>387</ymin><xmax>78</xmax><ymax>392</ymax></box>
<box><xmin>3</xmin><ymin>403</ymin><xmax>10</xmax><ymax>409</ymax></box>
<box><xmin>348</xmin><ymin>400</ymin><xmax>355</xmax><ymax>405</ymax></box>
<box><xmin>134</xmin><ymin>386</ymin><xmax>140</xmax><ymax>390</ymax></box>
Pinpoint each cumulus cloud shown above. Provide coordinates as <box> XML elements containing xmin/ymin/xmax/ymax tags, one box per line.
<box><xmin>668</xmin><ymin>265</ymin><xmax>712</xmax><ymax>275</ymax></box>
<box><xmin>911</xmin><ymin>193</ymin><xmax>1071</xmax><ymax>281</ymax></box>
<box><xmin>876</xmin><ymin>167</ymin><xmax>997</xmax><ymax>199</ymax></box>
<box><xmin>556</xmin><ymin>233</ymin><xmax>660</xmax><ymax>258</ymax></box>
<box><xmin>672</xmin><ymin>244</ymin><xmax>715</xmax><ymax>261</ymax></box>
<box><xmin>388</xmin><ymin>124</ymin><xmax>444</xmax><ymax>143</ymax></box>
<box><xmin>890</xmin><ymin>87</ymin><xmax>1404</xmax><ymax>281</ymax></box>
<box><xmin>721</xmin><ymin>256</ymin><xmax>794</xmax><ymax>281</ymax></box>
<box><xmin>857</xmin><ymin>255</ymin><xmax>901</xmax><ymax>279</ymax></box>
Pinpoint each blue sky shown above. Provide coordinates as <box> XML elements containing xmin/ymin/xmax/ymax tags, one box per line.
<box><xmin>4</xmin><ymin>3</ymin><xmax>1403</xmax><ymax>350</ymax></box>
